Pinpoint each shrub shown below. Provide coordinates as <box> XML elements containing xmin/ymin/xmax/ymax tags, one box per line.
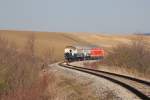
<box><xmin>105</xmin><ymin>36</ymin><xmax>150</xmax><ymax>77</ymax></box>
<box><xmin>0</xmin><ymin>34</ymin><xmax>53</xmax><ymax>100</ymax></box>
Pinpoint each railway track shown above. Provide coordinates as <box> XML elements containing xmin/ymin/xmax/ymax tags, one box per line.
<box><xmin>59</xmin><ymin>62</ymin><xmax>150</xmax><ymax>100</ymax></box>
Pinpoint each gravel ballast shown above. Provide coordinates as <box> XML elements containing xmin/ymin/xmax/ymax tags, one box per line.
<box><xmin>49</xmin><ymin>62</ymin><xmax>139</xmax><ymax>100</ymax></box>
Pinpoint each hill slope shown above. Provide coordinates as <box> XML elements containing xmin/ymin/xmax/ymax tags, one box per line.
<box><xmin>1</xmin><ymin>30</ymin><xmax>149</xmax><ymax>60</ymax></box>
<box><xmin>0</xmin><ymin>30</ymin><xmax>90</xmax><ymax>60</ymax></box>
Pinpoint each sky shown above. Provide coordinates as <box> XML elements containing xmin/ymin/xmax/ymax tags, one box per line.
<box><xmin>0</xmin><ymin>0</ymin><xmax>150</xmax><ymax>34</ymax></box>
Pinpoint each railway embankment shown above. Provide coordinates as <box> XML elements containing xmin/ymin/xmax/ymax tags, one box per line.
<box><xmin>71</xmin><ymin>60</ymin><xmax>150</xmax><ymax>81</ymax></box>
<box><xmin>68</xmin><ymin>61</ymin><xmax>150</xmax><ymax>99</ymax></box>
<box><xmin>48</xmin><ymin>62</ymin><xmax>140</xmax><ymax>99</ymax></box>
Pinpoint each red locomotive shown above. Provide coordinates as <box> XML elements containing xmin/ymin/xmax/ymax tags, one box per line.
<box><xmin>90</xmin><ymin>48</ymin><xmax>104</xmax><ymax>57</ymax></box>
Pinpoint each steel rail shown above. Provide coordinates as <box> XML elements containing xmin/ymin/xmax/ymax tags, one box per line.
<box><xmin>67</xmin><ymin>64</ymin><xmax>150</xmax><ymax>86</ymax></box>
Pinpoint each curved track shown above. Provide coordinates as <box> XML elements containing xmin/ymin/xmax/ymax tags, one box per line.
<box><xmin>59</xmin><ymin>62</ymin><xmax>150</xmax><ymax>100</ymax></box>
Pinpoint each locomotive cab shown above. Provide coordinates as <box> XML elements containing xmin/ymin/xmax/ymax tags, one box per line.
<box><xmin>64</xmin><ymin>46</ymin><xmax>77</xmax><ymax>62</ymax></box>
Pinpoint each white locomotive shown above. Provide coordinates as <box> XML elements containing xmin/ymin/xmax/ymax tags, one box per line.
<box><xmin>64</xmin><ymin>45</ymin><xmax>105</xmax><ymax>62</ymax></box>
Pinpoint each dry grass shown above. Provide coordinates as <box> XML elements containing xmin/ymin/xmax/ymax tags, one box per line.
<box><xmin>1</xmin><ymin>30</ymin><xmax>149</xmax><ymax>60</ymax></box>
<box><xmin>0</xmin><ymin>33</ymin><xmax>115</xmax><ymax>100</ymax></box>
<box><xmin>0</xmin><ymin>30</ymin><xmax>90</xmax><ymax>60</ymax></box>
<box><xmin>47</xmin><ymin>69</ymin><xmax>118</xmax><ymax>100</ymax></box>
<box><xmin>0</xmin><ymin>34</ymin><xmax>53</xmax><ymax>100</ymax></box>
<box><xmin>82</xmin><ymin>36</ymin><xmax>150</xmax><ymax>79</ymax></box>
<box><xmin>89</xmin><ymin>36</ymin><xmax>150</xmax><ymax>79</ymax></box>
<box><xmin>53</xmin><ymin>76</ymin><xmax>97</xmax><ymax>100</ymax></box>
<box><xmin>0</xmin><ymin>30</ymin><xmax>133</xmax><ymax>99</ymax></box>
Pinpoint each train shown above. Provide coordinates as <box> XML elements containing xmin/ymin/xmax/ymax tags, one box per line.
<box><xmin>64</xmin><ymin>45</ymin><xmax>105</xmax><ymax>62</ymax></box>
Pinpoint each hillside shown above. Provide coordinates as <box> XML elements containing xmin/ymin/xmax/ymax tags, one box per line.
<box><xmin>0</xmin><ymin>30</ymin><xmax>150</xmax><ymax>100</ymax></box>
<box><xmin>0</xmin><ymin>30</ymin><xmax>149</xmax><ymax>60</ymax></box>
<box><xmin>0</xmin><ymin>30</ymin><xmax>89</xmax><ymax>60</ymax></box>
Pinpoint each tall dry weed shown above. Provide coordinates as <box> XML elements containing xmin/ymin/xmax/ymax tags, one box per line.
<box><xmin>0</xmin><ymin>34</ymin><xmax>55</xmax><ymax>100</ymax></box>
<box><xmin>105</xmin><ymin>36</ymin><xmax>150</xmax><ymax>78</ymax></box>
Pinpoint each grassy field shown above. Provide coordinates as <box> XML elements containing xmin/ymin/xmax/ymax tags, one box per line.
<box><xmin>0</xmin><ymin>30</ymin><xmax>149</xmax><ymax>99</ymax></box>
<box><xmin>1</xmin><ymin>30</ymin><xmax>148</xmax><ymax>60</ymax></box>
<box><xmin>0</xmin><ymin>30</ymin><xmax>89</xmax><ymax>60</ymax></box>
<box><xmin>0</xmin><ymin>30</ymin><xmax>125</xmax><ymax>100</ymax></box>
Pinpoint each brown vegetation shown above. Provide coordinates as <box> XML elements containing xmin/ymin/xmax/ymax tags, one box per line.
<box><xmin>0</xmin><ymin>30</ymin><xmax>145</xmax><ymax>99</ymax></box>
<box><xmin>0</xmin><ymin>30</ymin><xmax>91</xmax><ymax>60</ymax></box>
<box><xmin>0</xmin><ymin>34</ymin><xmax>51</xmax><ymax>100</ymax></box>
<box><xmin>1</xmin><ymin>30</ymin><xmax>148</xmax><ymax>60</ymax></box>
<box><xmin>47</xmin><ymin>71</ymin><xmax>118</xmax><ymax>100</ymax></box>
<box><xmin>0</xmin><ymin>32</ymin><xmax>119</xmax><ymax>100</ymax></box>
<box><xmin>0</xmin><ymin>34</ymin><xmax>92</xmax><ymax>100</ymax></box>
<box><xmin>104</xmin><ymin>36</ymin><xmax>150</xmax><ymax>78</ymax></box>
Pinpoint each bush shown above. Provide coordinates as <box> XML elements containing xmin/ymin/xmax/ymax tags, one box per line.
<box><xmin>0</xmin><ymin>34</ymin><xmax>53</xmax><ymax>100</ymax></box>
<box><xmin>105</xmin><ymin>36</ymin><xmax>150</xmax><ymax>77</ymax></box>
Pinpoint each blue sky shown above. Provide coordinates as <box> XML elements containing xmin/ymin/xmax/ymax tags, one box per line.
<box><xmin>0</xmin><ymin>0</ymin><xmax>150</xmax><ymax>34</ymax></box>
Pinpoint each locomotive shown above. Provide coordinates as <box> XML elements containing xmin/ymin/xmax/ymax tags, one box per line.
<box><xmin>64</xmin><ymin>45</ymin><xmax>105</xmax><ymax>62</ymax></box>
